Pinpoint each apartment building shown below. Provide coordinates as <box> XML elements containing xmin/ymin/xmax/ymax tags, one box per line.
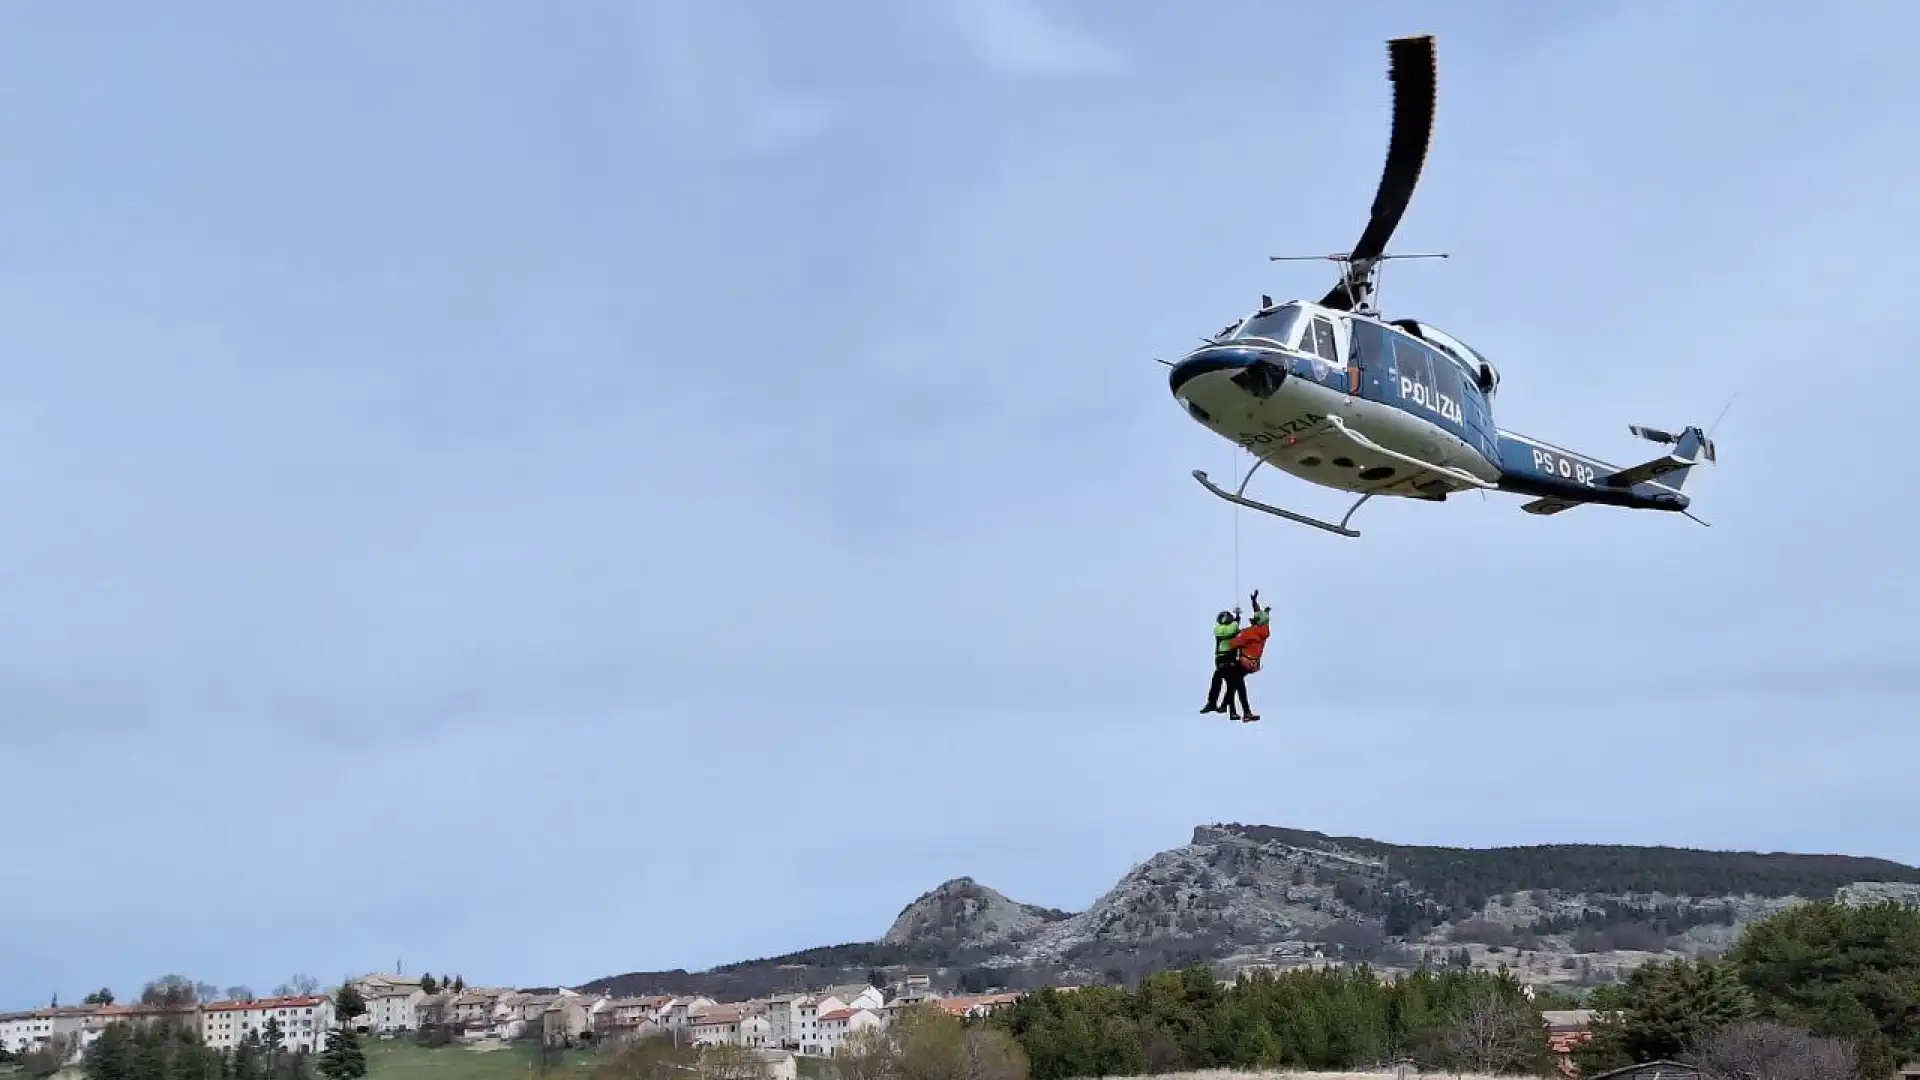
<box><xmin>813</xmin><ymin>1008</ymin><xmax>882</xmax><ymax>1057</ymax></box>
<box><xmin>201</xmin><ymin>995</ymin><xmax>336</xmax><ymax>1053</ymax></box>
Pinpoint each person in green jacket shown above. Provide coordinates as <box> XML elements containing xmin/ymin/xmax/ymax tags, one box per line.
<box><xmin>1201</xmin><ymin>604</ymin><xmax>1243</xmax><ymax>715</ymax></box>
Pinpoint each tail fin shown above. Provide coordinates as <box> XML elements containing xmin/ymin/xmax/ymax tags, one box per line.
<box><xmin>1618</xmin><ymin>424</ymin><xmax>1717</xmax><ymax>491</ymax></box>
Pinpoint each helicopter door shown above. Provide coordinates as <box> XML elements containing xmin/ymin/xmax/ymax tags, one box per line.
<box><xmin>1345</xmin><ymin>318</ymin><xmax>1389</xmax><ymax>397</ymax></box>
<box><xmin>1298</xmin><ymin>316</ymin><xmax>1344</xmax><ymax>367</ymax></box>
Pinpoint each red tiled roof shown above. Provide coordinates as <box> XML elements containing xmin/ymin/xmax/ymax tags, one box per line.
<box><xmin>691</xmin><ymin>1008</ymin><xmax>742</xmax><ymax>1026</ymax></box>
<box><xmin>203</xmin><ymin>996</ymin><xmax>331</xmax><ymax>1014</ymax></box>
<box><xmin>818</xmin><ymin>1009</ymin><xmax>859</xmax><ymax>1022</ymax></box>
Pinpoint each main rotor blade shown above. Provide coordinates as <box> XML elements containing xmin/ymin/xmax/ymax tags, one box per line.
<box><xmin>1320</xmin><ymin>34</ymin><xmax>1437</xmax><ymax>310</ymax></box>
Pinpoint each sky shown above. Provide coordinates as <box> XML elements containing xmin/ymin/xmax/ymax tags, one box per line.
<box><xmin>2</xmin><ymin>0</ymin><xmax>1917</xmax><ymax>1010</ymax></box>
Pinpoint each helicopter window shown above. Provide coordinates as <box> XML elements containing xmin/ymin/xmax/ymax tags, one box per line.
<box><xmin>1346</xmin><ymin>318</ymin><xmax>1388</xmax><ymax>369</ymax></box>
<box><xmin>1231</xmin><ymin>305</ymin><xmax>1302</xmax><ymax>346</ymax></box>
<box><xmin>1388</xmin><ymin>332</ymin><xmax>1434</xmax><ymax>388</ymax></box>
<box><xmin>1427</xmin><ymin>340</ymin><xmax>1466</xmax><ymax>407</ymax></box>
<box><xmin>1307</xmin><ymin>317</ymin><xmax>1340</xmax><ymax>363</ymax></box>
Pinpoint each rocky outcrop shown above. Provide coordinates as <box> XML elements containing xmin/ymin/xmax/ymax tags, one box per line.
<box><xmin>882</xmin><ymin>877</ymin><xmax>1073</xmax><ymax>952</ymax></box>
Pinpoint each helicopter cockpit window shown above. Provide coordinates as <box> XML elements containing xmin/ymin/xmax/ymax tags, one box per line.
<box><xmin>1230</xmin><ymin>305</ymin><xmax>1302</xmax><ymax>347</ymax></box>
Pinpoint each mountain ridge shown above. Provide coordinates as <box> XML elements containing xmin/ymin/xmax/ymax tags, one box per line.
<box><xmin>575</xmin><ymin>824</ymin><xmax>1920</xmax><ymax>999</ymax></box>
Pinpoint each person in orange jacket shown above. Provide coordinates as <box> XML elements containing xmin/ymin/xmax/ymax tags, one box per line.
<box><xmin>1222</xmin><ymin>591</ymin><xmax>1271</xmax><ymax>723</ymax></box>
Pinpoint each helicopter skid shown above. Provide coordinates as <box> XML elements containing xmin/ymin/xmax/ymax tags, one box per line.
<box><xmin>1190</xmin><ymin>467</ymin><xmax>1372</xmax><ymax>538</ymax></box>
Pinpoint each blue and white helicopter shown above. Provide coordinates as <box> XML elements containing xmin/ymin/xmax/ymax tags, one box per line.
<box><xmin>1166</xmin><ymin>34</ymin><xmax>1717</xmax><ymax>538</ymax></box>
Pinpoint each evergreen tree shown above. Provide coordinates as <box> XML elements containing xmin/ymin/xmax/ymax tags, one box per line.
<box><xmin>419</xmin><ymin>973</ymin><xmax>438</xmax><ymax>996</ymax></box>
<box><xmin>317</xmin><ymin>984</ymin><xmax>368</xmax><ymax>1080</ymax></box>
<box><xmin>231</xmin><ymin>1033</ymin><xmax>264</xmax><ymax>1080</ymax></box>
<box><xmin>262</xmin><ymin>1017</ymin><xmax>286</xmax><ymax>1080</ymax></box>
<box><xmin>316</xmin><ymin>1029</ymin><xmax>364</xmax><ymax>1080</ymax></box>
<box><xmin>1728</xmin><ymin>898</ymin><xmax>1920</xmax><ymax>1080</ymax></box>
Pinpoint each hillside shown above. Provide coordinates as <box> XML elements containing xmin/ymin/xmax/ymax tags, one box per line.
<box><xmin>576</xmin><ymin>824</ymin><xmax>1920</xmax><ymax>997</ymax></box>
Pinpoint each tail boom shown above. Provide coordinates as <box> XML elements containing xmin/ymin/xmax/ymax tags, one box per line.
<box><xmin>1495</xmin><ymin>423</ymin><xmax>1714</xmax><ymax>517</ymax></box>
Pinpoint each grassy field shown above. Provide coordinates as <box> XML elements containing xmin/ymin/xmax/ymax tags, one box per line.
<box><xmin>363</xmin><ymin>1039</ymin><xmax>599</xmax><ymax>1080</ymax></box>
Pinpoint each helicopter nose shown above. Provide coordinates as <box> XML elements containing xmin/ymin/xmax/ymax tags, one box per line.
<box><xmin>1168</xmin><ymin>346</ymin><xmax>1288</xmax><ymax>400</ymax></box>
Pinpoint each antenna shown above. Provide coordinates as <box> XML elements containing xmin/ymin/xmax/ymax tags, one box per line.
<box><xmin>1268</xmin><ymin>252</ymin><xmax>1449</xmax><ymax>316</ymax></box>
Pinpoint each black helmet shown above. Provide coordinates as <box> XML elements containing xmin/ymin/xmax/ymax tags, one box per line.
<box><xmin>1216</xmin><ymin>610</ymin><xmax>1237</xmax><ymax>625</ymax></box>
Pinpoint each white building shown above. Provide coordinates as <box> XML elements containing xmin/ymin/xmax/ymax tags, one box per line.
<box><xmin>201</xmin><ymin>995</ymin><xmax>336</xmax><ymax>1054</ymax></box>
<box><xmin>662</xmin><ymin>996</ymin><xmax>716</xmax><ymax>1027</ymax></box>
<box><xmin>756</xmin><ymin>995</ymin><xmax>805</xmax><ymax>1049</ymax></box>
<box><xmin>357</xmin><ymin>986</ymin><xmax>425</xmax><ymax>1034</ymax></box>
<box><xmin>793</xmin><ymin>994</ymin><xmax>843</xmax><ymax>1053</ymax></box>
<box><xmin>819</xmin><ymin>985</ymin><xmax>886</xmax><ymax>1012</ymax></box>
<box><xmin>815</xmin><ymin>1008</ymin><xmax>883</xmax><ymax>1057</ymax></box>
<box><xmin>0</xmin><ymin>1010</ymin><xmax>56</xmax><ymax>1055</ymax></box>
<box><xmin>689</xmin><ymin>1008</ymin><xmax>774</xmax><ymax>1049</ymax></box>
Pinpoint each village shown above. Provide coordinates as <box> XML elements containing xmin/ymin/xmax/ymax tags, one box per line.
<box><xmin>0</xmin><ymin>972</ymin><xmax>1030</xmax><ymax>1072</ymax></box>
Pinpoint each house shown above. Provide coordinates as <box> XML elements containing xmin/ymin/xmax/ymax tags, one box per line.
<box><xmin>823</xmin><ymin>985</ymin><xmax>886</xmax><ymax>1012</ymax></box>
<box><xmin>596</xmin><ymin>996</ymin><xmax>674</xmax><ymax>1041</ymax></box>
<box><xmin>794</xmin><ymin>994</ymin><xmax>847</xmax><ymax>1051</ymax></box>
<box><xmin>934</xmin><ymin>994</ymin><xmax>1022</xmax><ymax>1020</ymax></box>
<box><xmin>540</xmin><ymin>998</ymin><xmax>591</xmax><ymax>1047</ymax></box>
<box><xmin>813</xmin><ymin>1008</ymin><xmax>883</xmax><ymax>1057</ymax></box>
<box><xmin>201</xmin><ymin>995</ymin><xmax>336</xmax><ymax>1054</ymax></box>
<box><xmin>1543</xmin><ymin>1009</ymin><xmax>1595</xmax><ymax>1074</ymax></box>
<box><xmin>662</xmin><ymin>996</ymin><xmax>716</xmax><ymax>1027</ymax></box>
<box><xmin>0</xmin><ymin>1010</ymin><xmax>57</xmax><ymax>1056</ymax></box>
<box><xmin>757</xmin><ymin>994</ymin><xmax>805</xmax><ymax>1048</ymax></box>
<box><xmin>449</xmin><ymin>989</ymin><xmax>504</xmax><ymax>1035</ymax></box>
<box><xmin>4</xmin><ymin>1004</ymin><xmax>214</xmax><ymax>1063</ymax></box>
<box><xmin>415</xmin><ymin>994</ymin><xmax>451</xmax><ymax>1029</ymax></box>
<box><xmin>356</xmin><ymin>984</ymin><xmax>426</xmax><ymax>1034</ymax></box>
<box><xmin>689</xmin><ymin>1007</ymin><xmax>756</xmax><ymax>1047</ymax></box>
<box><xmin>352</xmin><ymin>974</ymin><xmax>422</xmax><ymax>997</ymax></box>
<box><xmin>1896</xmin><ymin>1062</ymin><xmax>1920</xmax><ymax>1080</ymax></box>
<box><xmin>887</xmin><ymin>976</ymin><xmax>939</xmax><ymax>1006</ymax></box>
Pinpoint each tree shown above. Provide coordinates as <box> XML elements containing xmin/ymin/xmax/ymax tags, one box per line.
<box><xmin>263</xmin><ymin>1017</ymin><xmax>287</xmax><ymax>1080</ymax></box>
<box><xmin>335</xmin><ymin>982</ymin><xmax>366</xmax><ymax>1020</ymax></box>
<box><xmin>232</xmin><ymin>1033</ymin><xmax>265</xmax><ymax>1080</ymax></box>
<box><xmin>837</xmin><ymin>1005</ymin><xmax>1026</xmax><ymax>1080</ymax></box>
<box><xmin>140</xmin><ymin>974</ymin><xmax>200</xmax><ymax>1007</ymax></box>
<box><xmin>290</xmin><ymin>975</ymin><xmax>321</xmax><ymax>996</ymax></box>
<box><xmin>317</xmin><ymin>984</ymin><xmax>368</xmax><ymax>1080</ymax></box>
<box><xmin>451</xmin><ymin>975</ymin><xmax>466</xmax><ymax>992</ymax></box>
<box><xmin>591</xmin><ymin>1032</ymin><xmax>700</xmax><ymax>1080</ymax></box>
<box><xmin>1593</xmin><ymin>957</ymin><xmax>1754</xmax><ymax>1063</ymax></box>
<box><xmin>419</xmin><ymin>973</ymin><xmax>439</xmax><ymax>996</ymax></box>
<box><xmin>1686</xmin><ymin>1019</ymin><xmax>1858</xmax><ymax>1080</ymax></box>
<box><xmin>18</xmin><ymin>1033</ymin><xmax>76</xmax><ymax>1079</ymax></box>
<box><xmin>1728</xmin><ymin>898</ymin><xmax>1920</xmax><ymax>1080</ymax></box>
<box><xmin>1434</xmin><ymin>987</ymin><xmax>1548</xmax><ymax>1075</ymax></box>
<box><xmin>84</xmin><ymin>988</ymin><xmax>116</xmax><ymax>1006</ymax></box>
<box><xmin>227</xmin><ymin>986</ymin><xmax>257</xmax><ymax>1002</ymax></box>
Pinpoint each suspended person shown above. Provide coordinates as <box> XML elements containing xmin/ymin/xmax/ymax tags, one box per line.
<box><xmin>1224</xmin><ymin>591</ymin><xmax>1271</xmax><ymax>723</ymax></box>
<box><xmin>1201</xmin><ymin>608</ymin><xmax>1242</xmax><ymax>714</ymax></box>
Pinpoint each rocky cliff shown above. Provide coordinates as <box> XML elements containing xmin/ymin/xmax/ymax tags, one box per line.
<box><xmin>882</xmin><ymin>877</ymin><xmax>1073</xmax><ymax>952</ymax></box>
<box><xmin>579</xmin><ymin>823</ymin><xmax>1920</xmax><ymax>997</ymax></box>
<box><xmin>874</xmin><ymin>824</ymin><xmax>1920</xmax><ymax>986</ymax></box>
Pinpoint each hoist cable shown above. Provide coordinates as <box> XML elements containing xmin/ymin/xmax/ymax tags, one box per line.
<box><xmin>1231</xmin><ymin>443</ymin><xmax>1243</xmax><ymax>606</ymax></box>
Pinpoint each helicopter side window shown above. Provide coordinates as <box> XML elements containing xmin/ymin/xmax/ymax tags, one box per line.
<box><xmin>1305</xmin><ymin>317</ymin><xmax>1340</xmax><ymax>363</ymax></box>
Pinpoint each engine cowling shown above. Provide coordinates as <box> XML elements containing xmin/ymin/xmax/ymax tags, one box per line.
<box><xmin>1391</xmin><ymin>318</ymin><xmax>1499</xmax><ymax>397</ymax></box>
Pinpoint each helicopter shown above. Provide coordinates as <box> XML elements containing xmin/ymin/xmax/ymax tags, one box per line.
<box><xmin>1165</xmin><ymin>34</ymin><xmax>1717</xmax><ymax>538</ymax></box>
